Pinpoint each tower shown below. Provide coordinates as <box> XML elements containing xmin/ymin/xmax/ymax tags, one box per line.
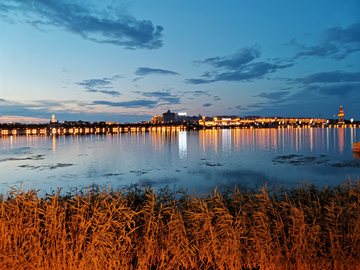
<box><xmin>338</xmin><ymin>106</ymin><xmax>345</xmax><ymax>125</ymax></box>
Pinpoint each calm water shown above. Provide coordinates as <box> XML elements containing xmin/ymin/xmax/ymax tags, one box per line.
<box><xmin>1</xmin><ymin>128</ymin><xmax>359</xmax><ymax>194</ymax></box>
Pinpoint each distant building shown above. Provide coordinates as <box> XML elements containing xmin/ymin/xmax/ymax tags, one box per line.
<box><xmin>338</xmin><ymin>105</ymin><xmax>345</xmax><ymax>124</ymax></box>
<box><xmin>163</xmin><ymin>110</ymin><xmax>176</xmax><ymax>123</ymax></box>
<box><xmin>64</xmin><ymin>120</ymin><xmax>90</xmax><ymax>125</ymax></box>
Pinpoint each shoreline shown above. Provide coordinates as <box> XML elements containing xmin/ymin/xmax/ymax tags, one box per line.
<box><xmin>1</xmin><ymin>123</ymin><xmax>359</xmax><ymax>137</ymax></box>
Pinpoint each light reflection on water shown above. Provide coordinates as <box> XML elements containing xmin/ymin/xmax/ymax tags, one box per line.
<box><xmin>0</xmin><ymin>128</ymin><xmax>359</xmax><ymax>194</ymax></box>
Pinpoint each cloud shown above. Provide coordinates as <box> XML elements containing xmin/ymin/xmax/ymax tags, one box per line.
<box><xmin>76</xmin><ymin>75</ymin><xmax>121</xmax><ymax>96</ymax></box>
<box><xmin>0</xmin><ymin>99</ymin><xmax>6</xmax><ymax>102</ymax></box>
<box><xmin>137</xmin><ymin>91</ymin><xmax>181</xmax><ymax>105</ymax></box>
<box><xmin>0</xmin><ymin>99</ymin><xmax>91</xmax><ymax>121</ymax></box>
<box><xmin>203</xmin><ymin>103</ymin><xmax>212</xmax><ymax>107</ymax></box>
<box><xmin>132</xmin><ymin>77</ymin><xmax>143</xmax><ymax>83</ymax></box>
<box><xmin>184</xmin><ymin>78</ymin><xmax>209</xmax><ymax>85</ymax></box>
<box><xmin>296</xmin><ymin>71</ymin><xmax>360</xmax><ymax>84</ymax></box>
<box><xmin>308</xmin><ymin>83</ymin><xmax>360</xmax><ymax>98</ymax></box>
<box><xmin>247</xmin><ymin>103</ymin><xmax>268</xmax><ymax>108</ymax></box>
<box><xmin>214</xmin><ymin>96</ymin><xmax>221</xmax><ymax>101</ymax></box>
<box><xmin>92</xmin><ymin>100</ymin><xmax>157</xmax><ymax>108</ymax></box>
<box><xmin>181</xmin><ymin>90</ymin><xmax>210</xmax><ymax>97</ymax></box>
<box><xmin>0</xmin><ymin>0</ymin><xmax>163</xmax><ymax>50</ymax></box>
<box><xmin>141</xmin><ymin>91</ymin><xmax>172</xmax><ymax>98</ymax></box>
<box><xmin>196</xmin><ymin>46</ymin><xmax>260</xmax><ymax>69</ymax></box>
<box><xmin>0</xmin><ymin>115</ymin><xmax>50</xmax><ymax>123</ymax></box>
<box><xmin>157</xmin><ymin>97</ymin><xmax>181</xmax><ymax>105</ymax></box>
<box><xmin>212</xmin><ymin>62</ymin><xmax>293</xmax><ymax>82</ymax></box>
<box><xmin>99</xmin><ymin>90</ymin><xmax>121</xmax><ymax>97</ymax></box>
<box><xmin>185</xmin><ymin>46</ymin><xmax>293</xmax><ymax>84</ymax></box>
<box><xmin>255</xmin><ymin>91</ymin><xmax>290</xmax><ymax>100</ymax></box>
<box><xmin>135</xmin><ymin>67</ymin><xmax>180</xmax><ymax>76</ymax></box>
<box><xmin>294</xmin><ymin>22</ymin><xmax>360</xmax><ymax>60</ymax></box>
<box><xmin>0</xmin><ymin>98</ymin><xmax>155</xmax><ymax>123</ymax></box>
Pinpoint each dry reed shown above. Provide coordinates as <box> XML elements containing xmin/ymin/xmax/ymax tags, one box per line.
<box><xmin>0</xmin><ymin>180</ymin><xmax>359</xmax><ymax>270</ymax></box>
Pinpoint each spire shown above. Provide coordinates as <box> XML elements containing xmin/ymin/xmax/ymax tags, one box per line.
<box><xmin>338</xmin><ymin>105</ymin><xmax>344</xmax><ymax>124</ymax></box>
<box><xmin>339</xmin><ymin>105</ymin><xmax>344</xmax><ymax>116</ymax></box>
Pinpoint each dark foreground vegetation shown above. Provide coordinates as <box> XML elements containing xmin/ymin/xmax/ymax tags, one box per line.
<box><xmin>1</xmin><ymin>180</ymin><xmax>359</xmax><ymax>270</ymax></box>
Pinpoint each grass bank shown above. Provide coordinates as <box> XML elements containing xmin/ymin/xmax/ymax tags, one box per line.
<box><xmin>1</xmin><ymin>180</ymin><xmax>359</xmax><ymax>270</ymax></box>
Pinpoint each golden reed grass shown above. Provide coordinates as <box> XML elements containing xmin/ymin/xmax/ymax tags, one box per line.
<box><xmin>0</xmin><ymin>180</ymin><xmax>359</xmax><ymax>270</ymax></box>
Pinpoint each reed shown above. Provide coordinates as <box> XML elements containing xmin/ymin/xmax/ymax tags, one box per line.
<box><xmin>0</xmin><ymin>180</ymin><xmax>359</xmax><ymax>269</ymax></box>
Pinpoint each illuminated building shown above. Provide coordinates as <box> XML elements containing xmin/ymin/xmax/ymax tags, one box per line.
<box><xmin>338</xmin><ymin>105</ymin><xmax>345</xmax><ymax>125</ymax></box>
<box><xmin>151</xmin><ymin>115</ymin><xmax>163</xmax><ymax>124</ymax></box>
<box><xmin>199</xmin><ymin>115</ymin><xmax>328</xmax><ymax>127</ymax></box>
<box><xmin>213</xmin><ymin>116</ymin><xmax>241</xmax><ymax>126</ymax></box>
<box><xmin>199</xmin><ymin>116</ymin><xmax>241</xmax><ymax>126</ymax></box>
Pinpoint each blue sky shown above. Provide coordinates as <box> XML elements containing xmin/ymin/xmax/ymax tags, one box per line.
<box><xmin>0</xmin><ymin>0</ymin><xmax>359</xmax><ymax>123</ymax></box>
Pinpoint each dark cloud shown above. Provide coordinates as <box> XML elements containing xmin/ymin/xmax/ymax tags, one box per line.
<box><xmin>295</xmin><ymin>44</ymin><xmax>340</xmax><ymax>59</ymax></box>
<box><xmin>243</xmin><ymin>81</ymin><xmax>360</xmax><ymax>119</ymax></box>
<box><xmin>196</xmin><ymin>46</ymin><xmax>260</xmax><ymax>69</ymax></box>
<box><xmin>0</xmin><ymin>99</ymin><xmax>6</xmax><ymax>102</ymax></box>
<box><xmin>99</xmin><ymin>90</ymin><xmax>121</xmax><ymax>97</ymax></box>
<box><xmin>203</xmin><ymin>103</ymin><xmax>212</xmax><ymax>107</ymax></box>
<box><xmin>78</xmin><ymin>79</ymin><xmax>110</xmax><ymax>89</ymax></box>
<box><xmin>294</xmin><ymin>22</ymin><xmax>360</xmax><ymax>60</ymax></box>
<box><xmin>256</xmin><ymin>91</ymin><xmax>290</xmax><ymax>100</ymax></box>
<box><xmin>157</xmin><ymin>97</ymin><xmax>181</xmax><ymax>105</ymax></box>
<box><xmin>76</xmin><ymin>75</ymin><xmax>121</xmax><ymax>96</ymax></box>
<box><xmin>0</xmin><ymin>0</ymin><xmax>163</xmax><ymax>50</ymax></box>
<box><xmin>137</xmin><ymin>91</ymin><xmax>181</xmax><ymax>105</ymax></box>
<box><xmin>211</xmin><ymin>62</ymin><xmax>293</xmax><ymax>83</ymax></box>
<box><xmin>135</xmin><ymin>67</ymin><xmax>180</xmax><ymax>76</ymax></box>
<box><xmin>92</xmin><ymin>100</ymin><xmax>157</xmax><ymax>108</ymax></box>
<box><xmin>181</xmin><ymin>90</ymin><xmax>210</xmax><ymax>97</ymax></box>
<box><xmin>323</xmin><ymin>23</ymin><xmax>360</xmax><ymax>46</ymax></box>
<box><xmin>185</xmin><ymin>47</ymin><xmax>293</xmax><ymax>84</ymax></box>
<box><xmin>132</xmin><ymin>77</ymin><xmax>143</xmax><ymax>83</ymax></box>
<box><xmin>247</xmin><ymin>103</ymin><xmax>268</xmax><ymax>108</ymax></box>
<box><xmin>184</xmin><ymin>78</ymin><xmax>209</xmax><ymax>85</ymax></box>
<box><xmin>142</xmin><ymin>91</ymin><xmax>172</xmax><ymax>98</ymax></box>
<box><xmin>296</xmin><ymin>71</ymin><xmax>360</xmax><ymax>84</ymax></box>
<box><xmin>309</xmin><ymin>83</ymin><xmax>360</xmax><ymax>98</ymax></box>
<box><xmin>214</xmin><ymin>96</ymin><xmax>221</xmax><ymax>101</ymax></box>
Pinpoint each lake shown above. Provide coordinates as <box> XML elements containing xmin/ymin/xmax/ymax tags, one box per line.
<box><xmin>1</xmin><ymin>127</ymin><xmax>359</xmax><ymax>195</ymax></box>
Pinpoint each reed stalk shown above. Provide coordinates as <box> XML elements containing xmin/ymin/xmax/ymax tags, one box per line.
<box><xmin>0</xmin><ymin>180</ymin><xmax>359</xmax><ymax>269</ymax></box>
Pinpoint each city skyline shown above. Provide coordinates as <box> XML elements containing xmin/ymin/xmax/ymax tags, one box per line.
<box><xmin>1</xmin><ymin>0</ymin><xmax>359</xmax><ymax>123</ymax></box>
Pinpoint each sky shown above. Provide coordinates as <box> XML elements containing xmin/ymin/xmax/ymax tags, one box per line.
<box><xmin>0</xmin><ymin>0</ymin><xmax>359</xmax><ymax>123</ymax></box>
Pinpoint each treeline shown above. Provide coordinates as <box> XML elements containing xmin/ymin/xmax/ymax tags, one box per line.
<box><xmin>0</xmin><ymin>181</ymin><xmax>359</xmax><ymax>269</ymax></box>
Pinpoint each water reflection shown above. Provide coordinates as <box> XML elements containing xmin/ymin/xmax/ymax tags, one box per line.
<box><xmin>179</xmin><ymin>131</ymin><xmax>187</xmax><ymax>160</ymax></box>
<box><xmin>196</xmin><ymin>127</ymin><xmax>358</xmax><ymax>156</ymax></box>
<box><xmin>338</xmin><ymin>128</ymin><xmax>344</xmax><ymax>154</ymax></box>
<box><xmin>1</xmin><ymin>128</ymin><xmax>359</xmax><ymax>194</ymax></box>
<box><xmin>200</xmin><ymin>130</ymin><xmax>219</xmax><ymax>154</ymax></box>
<box><xmin>52</xmin><ymin>136</ymin><xmax>56</xmax><ymax>154</ymax></box>
<box><xmin>222</xmin><ymin>130</ymin><xmax>231</xmax><ymax>155</ymax></box>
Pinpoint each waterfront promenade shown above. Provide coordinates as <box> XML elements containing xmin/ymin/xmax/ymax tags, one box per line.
<box><xmin>1</xmin><ymin>122</ymin><xmax>359</xmax><ymax>136</ymax></box>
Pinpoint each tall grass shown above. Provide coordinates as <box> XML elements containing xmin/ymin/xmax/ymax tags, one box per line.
<box><xmin>1</xmin><ymin>180</ymin><xmax>359</xmax><ymax>269</ymax></box>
